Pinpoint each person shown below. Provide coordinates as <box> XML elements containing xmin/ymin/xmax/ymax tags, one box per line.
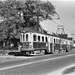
<box><xmin>66</xmin><ymin>48</ymin><xmax>68</xmax><ymax>52</ymax></box>
<box><xmin>18</xmin><ymin>42</ymin><xmax>22</xmax><ymax>51</ymax></box>
<box><xmin>59</xmin><ymin>49</ymin><xmax>61</xmax><ymax>53</ymax></box>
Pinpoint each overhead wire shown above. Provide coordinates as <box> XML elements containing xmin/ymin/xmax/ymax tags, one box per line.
<box><xmin>41</xmin><ymin>16</ymin><xmax>75</xmax><ymax>35</ymax></box>
<box><xmin>50</xmin><ymin>12</ymin><xmax>75</xmax><ymax>34</ymax></box>
<box><xmin>40</xmin><ymin>20</ymin><xmax>56</xmax><ymax>33</ymax></box>
<box><xmin>51</xmin><ymin>20</ymin><xmax>60</xmax><ymax>26</ymax></box>
<box><xmin>49</xmin><ymin>18</ymin><xmax>75</xmax><ymax>34</ymax></box>
<box><xmin>44</xmin><ymin>20</ymin><xmax>57</xmax><ymax>28</ymax></box>
<box><xmin>59</xmin><ymin>19</ymin><xmax>75</xmax><ymax>35</ymax></box>
<box><xmin>41</xmin><ymin>22</ymin><xmax>53</xmax><ymax>32</ymax></box>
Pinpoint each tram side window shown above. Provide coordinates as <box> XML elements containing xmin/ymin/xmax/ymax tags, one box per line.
<box><xmin>23</xmin><ymin>34</ymin><xmax>25</xmax><ymax>41</ymax></box>
<box><xmin>20</xmin><ymin>34</ymin><xmax>22</xmax><ymax>42</ymax></box>
<box><xmin>42</xmin><ymin>36</ymin><xmax>44</xmax><ymax>42</ymax></box>
<box><xmin>54</xmin><ymin>38</ymin><xmax>55</xmax><ymax>43</ymax></box>
<box><xmin>26</xmin><ymin>34</ymin><xmax>28</xmax><ymax>41</ymax></box>
<box><xmin>56</xmin><ymin>39</ymin><xmax>58</xmax><ymax>43</ymax></box>
<box><xmin>33</xmin><ymin>35</ymin><xmax>36</xmax><ymax>41</ymax></box>
<box><xmin>58</xmin><ymin>39</ymin><xmax>60</xmax><ymax>44</ymax></box>
<box><xmin>66</xmin><ymin>41</ymin><xmax>67</xmax><ymax>44</ymax></box>
<box><xmin>70</xmin><ymin>41</ymin><xmax>72</xmax><ymax>45</ymax></box>
<box><xmin>55</xmin><ymin>39</ymin><xmax>58</xmax><ymax>43</ymax></box>
<box><xmin>45</xmin><ymin>37</ymin><xmax>48</xmax><ymax>42</ymax></box>
<box><xmin>38</xmin><ymin>36</ymin><xmax>40</xmax><ymax>41</ymax></box>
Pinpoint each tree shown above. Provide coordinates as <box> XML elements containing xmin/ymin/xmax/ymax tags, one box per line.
<box><xmin>22</xmin><ymin>0</ymin><xmax>56</xmax><ymax>30</ymax></box>
<box><xmin>0</xmin><ymin>0</ymin><xmax>25</xmax><ymax>49</ymax></box>
<box><xmin>0</xmin><ymin>0</ymin><xmax>57</xmax><ymax>49</ymax></box>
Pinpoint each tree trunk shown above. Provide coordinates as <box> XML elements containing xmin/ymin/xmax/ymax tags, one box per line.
<box><xmin>6</xmin><ymin>34</ymin><xmax>10</xmax><ymax>50</ymax></box>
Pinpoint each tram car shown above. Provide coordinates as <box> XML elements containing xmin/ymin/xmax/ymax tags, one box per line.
<box><xmin>19</xmin><ymin>30</ymin><xmax>73</xmax><ymax>55</ymax></box>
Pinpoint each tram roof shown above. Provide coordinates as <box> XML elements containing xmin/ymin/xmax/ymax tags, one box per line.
<box><xmin>21</xmin><ymin>28</ymin><xmax>72</xmax><ymax>41</ymax></box>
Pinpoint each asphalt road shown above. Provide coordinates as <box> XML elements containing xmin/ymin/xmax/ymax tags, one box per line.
<box><xmin>0</xmin><ymin>51</ymin><xmax>75</xmax><ymax>75</ymax></box>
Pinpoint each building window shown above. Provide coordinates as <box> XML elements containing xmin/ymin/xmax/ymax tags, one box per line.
<box><xmin>33</xmin><ymin>35</ymin><xmax>36</xmax><ymax>41</ymax></box>
<box><xmin>42</xmin><ymin>36</ymin><xmax>44</xmax><ymax>42</ymax></box>
<box><xmin>38</xmin><ymin>36</ymin><xmax>40</xmax><ymax>41</ymax></box>
<box><xmin>26</xmin><ymin>34</ymin><xmax>28</xmax><ymax>41</ymax></box>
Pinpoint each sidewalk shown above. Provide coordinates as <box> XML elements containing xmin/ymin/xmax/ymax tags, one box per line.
<box><xmin>0</xmin><ymin>55</ymin><xmax>32</xmax><ymax>62</ymax></box>
<box><xmin>47</xmin><ymin>64</ymin><xmax>75</xmax><ymax>75</ymax></box>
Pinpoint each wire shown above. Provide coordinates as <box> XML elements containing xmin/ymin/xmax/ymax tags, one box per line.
<box><xmin>48</xmin><ymin>20</ymin><xmax>75</xmax><ymax>38</ymax></box>
<box><xmin>59</xmin><ymin>19</ymin><xmax>75</xmax><ymax>33</ymax></box>
<box><xmin>44</xmin><ymin>20</ymin><xmax>57</xmax><ymax>28</ymax></box>
<box><xmin>40</xmin><ymin>21</ymin><xmax>56</xmax><ymax>32</ymax></box>
<box><xmin>41</xmin><ymin>17</ymin><xmax>75</xmax><ymax>36</ymax></box>
<box><xmin>51</xmin><ymin>19</ymin><xmax>75</xmax><ymax>34</ymax></box>
<box><xmin>51</xmin><ymin>20</ymin><xmax>59</xmax><ymax>26</ymax></box>
<box><xmin>44</xmin><ymin>21</ymin><xmax>57</xmax><ymax>30</ymax></box>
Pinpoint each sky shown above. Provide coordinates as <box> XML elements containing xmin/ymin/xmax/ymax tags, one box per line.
<box><xmin>40</xmin><ymin>0</ymin><xmax>75</xmax><ymax>38</ymax></box>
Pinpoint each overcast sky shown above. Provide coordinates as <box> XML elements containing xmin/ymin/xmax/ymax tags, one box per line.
<box><xmin>40</xmin><ymin>0</ymin><xmax>75</xmax><ymax>38</ymax></box>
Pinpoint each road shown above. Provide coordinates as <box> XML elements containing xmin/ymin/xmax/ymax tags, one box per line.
<box><xmin>0</xmin><ymin>51</ymin><xmax>75</xmax><ymax>75</ymax></box>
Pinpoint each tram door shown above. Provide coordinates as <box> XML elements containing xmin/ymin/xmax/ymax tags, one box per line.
<box><xmin>46</xmin><ymin>37</ymin><xmax>48</xmax><ymax>52</ymax></box>
<box><xmin>48</xmin><ymin>43</ymin><xmax>53</xmax><ymax>53</ymax></box>
<box><xmin>48</xmin><ymin>42</ymin><xmax>50</xmax><ymax>52</ymax></box>
<box><xmin>46</xmin><ymin>36</ymin><xmax>53</xmax><ymax>53</ymax></box>
<box><xmin>50</xmin><ymin>37</ymin><xmax>53</xmax><ymax>53</ymax></box>
<box><xmin>47</xmin><ymin>37</ymin><xmax>53</xmax><ymax>53</ymax></box>
<box><xmin>50</xmin><ymin>43</ymin><xmax>52</xmax><ymax>52</ymax></box>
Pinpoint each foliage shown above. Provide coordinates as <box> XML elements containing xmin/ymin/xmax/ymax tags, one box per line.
<box><xmin>0</xmin><ymin>0</ymin><xmax>56</xmax><ymax>43</ymax></box>
<box><xmin>0</xmin><ymin>0</ymin><xmax>24</xmax><ymax>39</ymax></box>
<box><xmin>22</xmin><ymin>0</ymin><xmax>56</xmax><ymax>28</ymax></box>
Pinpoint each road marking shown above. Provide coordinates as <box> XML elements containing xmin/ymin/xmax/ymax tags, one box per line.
<box><xmin>0</xmin><ymin>54</ymin><xmax>75</xmax><ymax>71</ymax></box>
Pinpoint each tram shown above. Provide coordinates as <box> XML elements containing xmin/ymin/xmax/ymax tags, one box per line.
<box><xmin>19</xmin><ymin>30</ymin><xmax>73</xmax><ymax>55</ymax></box>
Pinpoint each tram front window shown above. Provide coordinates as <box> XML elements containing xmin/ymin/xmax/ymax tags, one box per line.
<box><xmin>26</xmin><ymin>34</ymin><xmax>28</xmax><ymax>41</ymax></box>
<box><xmin>23</xmin><ymin>34</ymin><xmax>25</xmax><ymax>41</ymax></box>
<box><xmin>33</xmin><ymin>35</ymin><xmax>36</xmax><ymax>41</ymax></box>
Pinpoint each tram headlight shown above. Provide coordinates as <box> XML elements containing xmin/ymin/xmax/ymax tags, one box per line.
<box><xmin>29</xmin><ymin>42</ymin><xmax>33</xmax><ymax>48</ymax></box>
<box><xmin>29</xmin><ymin>45</ymin><xmax>32</xmax><ymax>48</ymax></box>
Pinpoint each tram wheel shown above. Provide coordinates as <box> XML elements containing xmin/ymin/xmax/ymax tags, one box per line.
<box><xmin>40</xmin><ymin>50</ymin><xmax>45</xmax><ymax>55</ymax></box>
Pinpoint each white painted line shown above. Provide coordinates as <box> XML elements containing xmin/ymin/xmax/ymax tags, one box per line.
<box><xmin>0</xmin><ymin>54</ymin><xmax>75</xmax><ymax>71</ymax></box>
<box><xmin>47</xmin><ymin>64</ymin><xmax>75</xmax><ymax>75</ymax></box>
<box><xmin>0</xmin><ymin>56</ymin><xmax>33</xmax><ymax>62</ymax></box>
